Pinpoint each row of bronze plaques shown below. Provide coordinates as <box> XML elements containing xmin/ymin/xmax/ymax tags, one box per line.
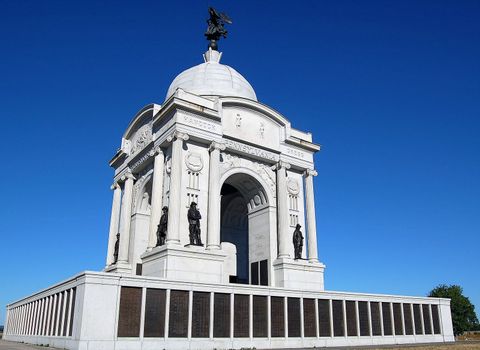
<box><xmin>117</xmin><ymin>287</ymin><xmax>442</xmax><ymax>338</ymax></box>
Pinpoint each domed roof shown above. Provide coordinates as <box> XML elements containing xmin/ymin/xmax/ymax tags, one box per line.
<box><xmin>166</xmin><ymin>49</ymin><xmax>257</xmax><ymax>101</ymax></box>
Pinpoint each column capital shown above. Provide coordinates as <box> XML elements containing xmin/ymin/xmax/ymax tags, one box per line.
<box><xmin>120</xmin><ymin>170</ymin><xmax>136</xmax><ymax>182</ymax></box>
<box><xmin>304</xmin><ymin>169</ymin><xmax>318</xmax><ymax>177</ymax></box>
<box><xmin>148</xmin><ymin>145</ymin><xmax>164</xmax><ymax>157</ymax></box>
<box><xmin>167</xmin><ymin>130</ymin><xmax>189</xmax><ymax>143</ymax></box>
<box><xmin>209</xmin><ymin>140</ymin><xmax>226</xmax><ymax>152</ymax></box>
<box><xmin>272</xmin><ymin>161</ymin><xmax>291</xmax><ymax>171</ymax></box>
<box><xmin>110</xmin><ymin>182</ymin><xmax>121</xmax><ymax>191</ymax></box>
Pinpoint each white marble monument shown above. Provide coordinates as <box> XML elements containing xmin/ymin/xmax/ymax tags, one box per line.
<box><xmin>4</xmin><ymin>23</ymin><xmax>454</xmax><ymax>350</ymax></box>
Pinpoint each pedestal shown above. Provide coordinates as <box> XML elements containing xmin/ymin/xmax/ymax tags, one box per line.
<box><xmin>141</xmin><ymin>244</ymin><xmax>229</xmax><ymax>283</ymax></box>
<box><xmin>273</xmin><ymin>258</ymin><xmax>326</xmax><ymax>291</ymax></box>
<box><xmin>104</xmin><ymin>261</ymin><xmax>132</xmax><ymax>274</ymax></box>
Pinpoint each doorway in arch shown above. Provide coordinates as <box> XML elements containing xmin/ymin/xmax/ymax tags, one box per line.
<box><xmin>220</xmin><ymin>172</ymin><xmax>273</xmax><ymax>285</ymax></box>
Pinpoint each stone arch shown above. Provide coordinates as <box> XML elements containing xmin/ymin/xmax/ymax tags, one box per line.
<box><xmin>133</xmin><ymin>169</ymin><xmax>153</xmax><ymax>215</ymax></box>
<box><xmin>220</xmin><ymin>169</ymin><xmax>274</xmax><ymax>285</ymax></box>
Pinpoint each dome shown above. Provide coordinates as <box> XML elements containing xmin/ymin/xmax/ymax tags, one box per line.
<box><xmin>166</xmin><ymin>49</ymin><xmax>257</xmax><ymax>101</ymax></box>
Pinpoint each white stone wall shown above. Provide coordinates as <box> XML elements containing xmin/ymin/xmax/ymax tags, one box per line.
<box><xmin>4</xmin><ymin>271</ymin><xmax>454</xmax><ymax>350</ymax></box>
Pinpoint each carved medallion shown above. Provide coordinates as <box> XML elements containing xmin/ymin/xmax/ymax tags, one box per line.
<box><xmin>185</xmin><ymin>152</ymin><xmax>203</xmax><ymax>172</ymax></box>
<box><xmin>287</xmin><ymin>178</ymin><xmax>300</xmax><ymax>195</ymax></box>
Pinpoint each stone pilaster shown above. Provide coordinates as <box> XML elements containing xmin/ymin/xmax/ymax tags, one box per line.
<box><xmin>118</xmin><ymin>171</ymin><xmax>135</xmax><ymax>263</ymax></box>
<box><xmin>147</xmin><ymin>146</ymin><xmax>165</xmax><ymax>250</ymax></box>
<box><xmin>275</xmin><ymin>161</ymin><xmax>291</xmax><ymax>258</ymax></box>
<box><xmin>304</xmin><ymin>169</ymin><xmax>319</xmax><ymax>262</ymax></box>
<box><xmin>106</xmin><ymin>182</ymin><xmax>122</xmax><ymax>266</ymax></box>
<box><xmin>206</xmin><ymin>141</ymin><xmax>226</xmax><ymax>250</ymax></box>
<box><xmin>166</xmin><ymin>131</ymin><xmax>189</xmax><ymax>245</ymax></box>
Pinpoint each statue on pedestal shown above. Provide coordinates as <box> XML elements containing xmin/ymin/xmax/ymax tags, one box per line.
<box><xmin>156</xmin><ymin>206</ymin><xmax>168</xmax><ymax>246</ymax></box>
<box><xmin>188</xmin><ymin>202</ymin><xmax>203</xmax><ymax>246</ymax></box>
<box><xmin>293</xmin><ymin>224</ymin><xmax>304</xmax><ymax>260</ymax></box>
<box><xmin>113</xmin><ymin>233</ymin><xmax>120</xmax><ymax>264</ymax></box>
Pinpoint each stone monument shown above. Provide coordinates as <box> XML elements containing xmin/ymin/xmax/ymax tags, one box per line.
<box><xmin>3</xmin><ymin>8</ymin><xmax>454</xmax><ymax>350</ymax></box>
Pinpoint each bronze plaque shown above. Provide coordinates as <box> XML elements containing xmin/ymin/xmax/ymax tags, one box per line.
<box><xmin>192</xmin><ymin>292</ymin><xmax>210</xmax><ymax>338</ymax></box>
<box><xmin>270</xmin><ymin>296</ymin><xmax>285</xmax><ymax>337</ymax></box>
<box><xmin>413</xmin><ymin>304</ymin><xmax>423</xmax><ymax>334</ymax></box>
<box><xmin>303</xmin><ymin>298</ymin><xmax>316</xmax><ymax>337</ymax></box>
<box><xmin>358</xmin><ymin>301</ymin><xmax>370</xmax><ymax>336</ymax></box>
<box><xmin>370</xmin><ymin>302</ymin><xmax>382</xmax><ymax>336</ymax></box>
<box><xmin>382</xmin><ymin>302</ymin><xmax>393</xmax><ymax>335</ymax></box>
<box><xmin>144</xmin><ymin>288</ymin><xmax>166</xmax><ymax>337</ymax></box>
<box><xmin>346</xmin><ymin>301</ymin><xmax>357</xmax><ymax>336</ymax></box>
<box><xmin>68</xmin><ymin>288</ymin><xmax>76</xmax><ymax>336</ymax></box>
<box><xmin>234</xmin><ymin>294</ymin><xmax>249</xmax><ymax>337</ymax></box>
<box><xmin>259</xmin><ymin>260</ymin><xmax>268</xmax><ymax>286</ymax></box>
<box><xmin>251</xmin><ymin>262</ymin><xmax>259</xmax><ymax>285</ymax></box>
<box><xmin>253</xmin><ymin>296</ymin><xmax>268</xmax><ymax>337</ymax></box>
<box><xmin>393</xmin><ymin>303</ymin><xmax>403</xmax><ymax>335</ymax></box>
<box><xmin>422</xmin><ymin>304</ymin><xmax>432</xmax><ymax>334</ymax></box>
<box><xmin>318</xmin><ymin>299</ymin><xmax>331</xmax><ymax>337</ymax></box>
<box><xmin>432</xmin><ymin>304</ymin><xmax>441</xmax><ymax>334</ymax></box>
<box><xmin>287</xmin><ymin>297</ymin><xmax>301</xmax><ymax>337</ymax></box>
<box><xmin>332</xmin><ymin>299</ymin><xmax>344</xmax><ymax>337</ymax></box>
<box><xmin>169</xmin><ymin>290</ymin><xmax>189</xmax><ymax>337</ymax></box>
<box><xmin>214</xmin><ymin>293</ymin><xmax>230</xmax><ymax>337</ymax></box>
<box><xmin>403</xmin><ymin>303</ymin><xmax>414</xmax><ymax>335</ymax></box>
<box><xmin>117</xmin><ymin>287</ymin><xmax>142</xmax><ymax>337</ymax></box>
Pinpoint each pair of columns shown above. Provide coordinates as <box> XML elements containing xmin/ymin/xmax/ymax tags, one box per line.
<box><xmin>106</xmin><ymin>171</ymin><xmax>135</xmax><ymax>266</ymax></box>
<box><xmin>276</xmin><ymin>162</ymin><xmax>319</xmax><ymax>262</ymax></box>
<box><xmin>105</xmin><ymin>131</ymin><xmax>198</xmax><ymax>267</ymax></box>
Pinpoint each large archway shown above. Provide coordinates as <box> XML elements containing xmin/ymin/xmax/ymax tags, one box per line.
<box><xmin>220</xmin><ymin>172</ymin><xmax>273</xmax><ymax>285</ymax></box>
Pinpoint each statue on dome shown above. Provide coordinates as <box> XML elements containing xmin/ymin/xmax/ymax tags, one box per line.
<box><xmin>156</xmin><ymin>206</ymin><xmax>168</xmax><ymax>246</ymax></box>
<box><xmin>293</xmin><ymin>224</ymin><xmax>304</xmax><ymax>260</ymax></box>
<box><xmin>188</xmin><ymin>202</ymin><xmax>203</xmax><ymax>246</ymax></box>
<box><xmin>205</xmin><ymin>7</ymin><xmax>232</xmax><ymax>51</ymax></box>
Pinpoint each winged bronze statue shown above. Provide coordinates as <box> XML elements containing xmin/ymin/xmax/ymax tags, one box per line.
<box><xmin>205</xmin><ymin>7</ymin><xmax>232</xmax><ymax>50</ymax></box>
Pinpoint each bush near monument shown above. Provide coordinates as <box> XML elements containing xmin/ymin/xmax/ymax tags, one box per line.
<box><xmin>428</xmin><ymin>284</ymin><xmax>479</xmax><ymax>335</ymax></box>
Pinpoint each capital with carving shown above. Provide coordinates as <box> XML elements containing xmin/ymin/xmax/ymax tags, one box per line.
<box><xmin>148</xmin><ymin>145</ymin><xmax>164</xmax><ymax>157</ymax></box>
<box><xmin>110</xmin><ymin>182</ymin><xmax>121</xmax><ymax>191</ymax></box>
<box><xmin>120</xmin><ymin>170</ymin><xmax>136</xmax><ymax>182</ymax></box>
<box><xmin>209</xmin><ymin>140</ymin><xmax>226</xmax><ymax>152</ymax></box>
<box><xmin>272</xmin><ymin>161</ymin><xmax>291</xmax><ymax>171</ymax></box>
<box><xmin>304</xmin><ymin>169</ymin><xmax>318</xmax><ymax>177</ymax></box>
<box><xmin>167</xmin><ymin>131</ymin><xmax>189</xmax><ymax>143</ymax></box>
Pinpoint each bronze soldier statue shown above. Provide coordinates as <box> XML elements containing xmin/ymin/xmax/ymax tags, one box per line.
<box><xmin>113</xmin><ymin>233</ymin><xmax>120</xmax><ymax>264</ymax></box>
<box><xmin>187</xmin><ymin>202</ymin><xmax>203</xmax><ymax>245</ymax></box>
<box><xmin>292</xmin><ymin>224</ymin><xmax>304</xmax><ymax>260</ymax></box>
<box><xmin>156</xmin><ymin>206</ymin><xmax>168</xmax><ymax>246</ymax></box>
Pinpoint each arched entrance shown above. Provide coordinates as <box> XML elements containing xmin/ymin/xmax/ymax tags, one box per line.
<box><xmin>220</xmin><ymin>172</ymin><xmax>273</xmax><ymax>285</ymax></box>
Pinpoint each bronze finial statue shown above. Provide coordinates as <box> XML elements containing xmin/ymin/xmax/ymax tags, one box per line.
<box><xmin>293</xmin><ymin>224</ymin><xmax>304</xmax><ymax>260</ymax></box>
<box><xmin>187</xmin><ymin>202</ymin><xmax>203</xmax><ymax>246</ymax></box>
<box><xmin>113</xmin><ymin>233</ymin><xmax>120</xmax><ymax>264</ymax></box>
<box><xmin>156</xmin><ymin>206</ymin><xmax>168</xmax><ymax>246</ymax></box>
<box><xmin>204</xmin><ymin>7</ymin><xmax>232</xmax><ymax>51</ymax></box>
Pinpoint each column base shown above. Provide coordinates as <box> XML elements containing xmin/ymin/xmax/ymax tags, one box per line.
<box><xmin>104</xmin><ymin>261</ymin><xmax>132</xmax><ymax>274</ymax></box>
<box><xmin>273</xmin><ymin>257</ymin><xmax>326</xmax><ymax>291</ymax></box>
<box><xmin>141</xmin><ymin>244</ymin><xmax>229</xmax><ymax>284</ymax></box>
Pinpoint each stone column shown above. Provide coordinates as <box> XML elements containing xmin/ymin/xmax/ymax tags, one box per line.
<box><xmin>166</xmin><ymin>131</ymin><xmax>189</xmax><ymax>244</ymax></box>
<box><xmin>106</xmin><ymin>182</ymin><xmax>122</xmax><ymax>266</ymax></box>
<box><xmin>118</xmin><ymin>171</ymin><xmax>135</xmax><ymax>263</ymax></box>
<box><xmin>304</xmin><ymin>169</ymin><xmax>319</xmax><ymax>262</ymax></box>
<box><xmin>147</xmin><ymin>147</ymin><xmax>165</xmax><ymax>250</ymax></box>
<box><xmin>207</xmin><ymin>141</ymin><xmax>226</xmax><ymax>250</ymax></box>
<box><xmin>275</xmin><ymin>161</ymin><xmax>291</xmax><ymax>258</ymax></box>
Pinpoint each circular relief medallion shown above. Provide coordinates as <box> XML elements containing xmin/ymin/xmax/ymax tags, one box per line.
<box><xmin>185</xmin><ymin>152</ymin><xmax>203</xmax><ymax>171</ymax></box>
<box><xmin>286</xmin><ymin>178</ymin><xmax>300</xmax><ymax>195</ymax></box>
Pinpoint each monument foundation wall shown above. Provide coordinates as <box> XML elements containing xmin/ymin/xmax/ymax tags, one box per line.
<box><xmin>4</xmin><ymin>271</ymin><xmax>454</xmax><ymax>350</ymax></box>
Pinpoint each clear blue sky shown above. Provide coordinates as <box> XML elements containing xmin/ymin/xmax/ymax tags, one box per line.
<box><xmin>1</xmin><ymin>1</ymin><xmax>479</xmax><ymax>326</ymax></box>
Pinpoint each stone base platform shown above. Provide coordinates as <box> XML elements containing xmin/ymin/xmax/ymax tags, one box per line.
<box><xmin>4</xmin><ymin>271</ymin><xmax>454</xmax><ymax>350</ymax></box>
<box><xmin>273</xmin><ymin>257</ymin><xmax>326</xmax><ymax>290</ymax></box>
